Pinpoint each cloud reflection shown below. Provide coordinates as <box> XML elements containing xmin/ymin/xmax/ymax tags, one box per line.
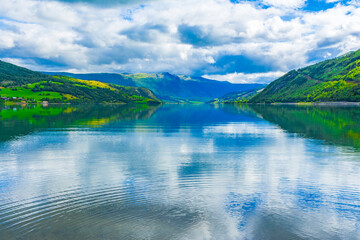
<box><xmin>0</xmin><ymin>104</ymin><xmax>360</xmax><ymax>239</ymax></box>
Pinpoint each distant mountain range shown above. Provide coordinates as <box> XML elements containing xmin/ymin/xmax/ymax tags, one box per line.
<box><xmin>209</xmin><ymin>88</ymin><xmax>265</xmax><ymax>104</ymax></box>
<box><xmin>44</xmin><ymin>72</ymin><xmax>264</xmax><ymax>103</ymax></box>
<box><xmin>0</xmin><ymin>61</ymin><xmax>161</xmax><ymax>104</ymax></box>
<box><xmin>2</xmin><ymin>48</ymin><xmax>360</xmax><ymax>105</ymax></box>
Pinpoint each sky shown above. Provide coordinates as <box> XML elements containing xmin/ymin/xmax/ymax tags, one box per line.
<box><xmin>0</xmin><ymin>0</ymin><xmax>360</xmax><ymax>83</ymax></box>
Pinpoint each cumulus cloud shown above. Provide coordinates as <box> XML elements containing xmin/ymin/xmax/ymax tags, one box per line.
<box><xmin>0</xmin><ymin>0</ymin><xmax>359</xmax><ymax>83</ymax></box>
<box><xmin>46</xmin><ymin>0</ymin><xmax>156</xmax><ymax>6</ymax></box>
<box><xmin>262</xmin><ymin>0</ymin><xmax>306</xmax><ymax>8</ymax></box>
<box><xmin>204</xmin><ymin>71</ymin><xmax>286</xmax><ymax>84</ymax></box>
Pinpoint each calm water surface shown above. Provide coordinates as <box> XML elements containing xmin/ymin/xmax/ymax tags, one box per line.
<box><xmin>0</xmin><ymin>104</ymin><xmax>360</xmax><ymax>239</ymax></box>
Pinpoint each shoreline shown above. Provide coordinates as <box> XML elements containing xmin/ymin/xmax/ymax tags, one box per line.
<box><xmin>211</xmin><ymin>102</ymin><xmax>360</xmax><ymax>106</ymax></box>
<box><xmin>269</xmin><ymin>102</ymin><xmax>360</xmax><ymax>106</ymax></box>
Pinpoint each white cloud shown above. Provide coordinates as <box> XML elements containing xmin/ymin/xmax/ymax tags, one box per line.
<box><xmin>204</xmin><ymin>71</ymin><xmax>286</xmax><ymax>84</ymax></box>
<box><xmin>0</xmin><ymin>0</ymin><xmax>359</xmax><ymax>82</ymax></box>
<box><xmin>0</xmin><ymin>30</ymin><xmax>16</xmax><ymax>49</ymax></box>
<box><xmin>262</xmin><ymin>0</ymin><xmax>306</xmax><ymax>8</ymax></box>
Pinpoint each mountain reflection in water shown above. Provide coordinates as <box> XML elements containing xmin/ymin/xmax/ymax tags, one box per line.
<box><xmin>0</xmin><ymin>104</ymin><xmax>359</xmax><ymax>239</ymax></box>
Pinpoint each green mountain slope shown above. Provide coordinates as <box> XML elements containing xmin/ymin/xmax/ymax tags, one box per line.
<box><xmin>45</xmin><ymin>72</ymin><xmax>264</xmax><ymax>103</ymax></box>
<box><xmin>0</xmin><ymin>61</ymin><xmax>161</xmax><ymax>104</ymax></box>
<box><xmin>250</xmin><ymin>49</ymin><xmax>360</xmax><ymax>103</ymax></box>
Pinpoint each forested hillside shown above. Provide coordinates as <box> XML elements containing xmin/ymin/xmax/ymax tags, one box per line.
<box><xmin>0</xmin><ymin>61</ymin><xmax>161</xmax><ymax>104</ymax></box>
<box><xmin>250</xmin><ymin>49</ymin><xmax>360</xmax><ymax>103</ymax></box>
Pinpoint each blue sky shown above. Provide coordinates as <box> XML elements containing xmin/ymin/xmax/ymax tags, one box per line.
<box><xmin>0</xmin><ymin>0</ymin><xmax>359</xmax><ymax>83</ymax></box>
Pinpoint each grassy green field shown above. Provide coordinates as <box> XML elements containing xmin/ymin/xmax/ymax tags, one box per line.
<box><xmin>0</xmin><ymin>87</ymin><xmax>67</xmax><ymax>102</ymax></box>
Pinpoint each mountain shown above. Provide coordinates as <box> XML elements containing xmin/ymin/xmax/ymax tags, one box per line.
<box><xmin>250</xmin><ymin>49</ymin><xmax>360</xmax><ymax>103</ymax></box>
<box><xmin>0</xmin><ymin>61</ymin><xmax>161</xmax><ymax>104</ymax></box>
<box><xmin>44</xmin><ymin>72</ymin><xmax>264</xmax><ymax>102</ymax></box>
<box><xmin>209</xmin><ymin>87</ymin><xmax>265</xmax><ymax>103</ymax></box>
